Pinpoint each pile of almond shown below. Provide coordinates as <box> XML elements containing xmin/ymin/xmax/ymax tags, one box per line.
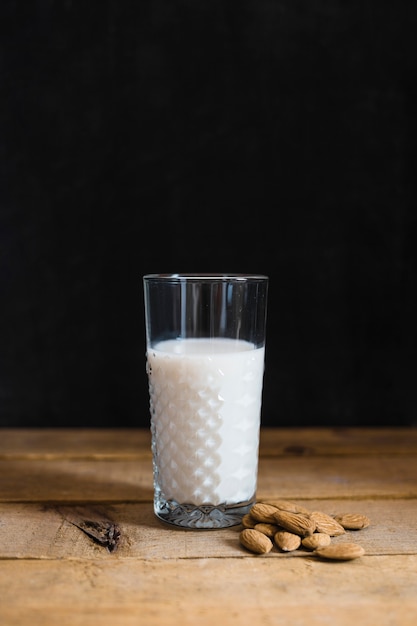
<box><xmin>239</xmin><ymin>499</ymin><xmax>370</xmax><ymax>561</ymax></box>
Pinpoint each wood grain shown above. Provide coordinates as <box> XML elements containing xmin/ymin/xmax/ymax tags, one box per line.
<box><xmin>2</xmin><ymin>427</ymin><xmax>417</xmax><ymax>458</ymax></box>
<box><xmin>1</xmin><ymin>454</ymin><xmax>416</xmax><ymax>501</ymax></box>
<box><xmin>1</xmin><ymin>428</ymin><xmax>417</xmax><ymax>626</ymax></box>
<box><xmin>1</xmin><ymin>558</ymin><xmax>417</xmax><ymax>626</ymax></box>
<box><xmin>0</xmin><ymin>499</ymin><xmax>416</xmax><ymax>559</ymax></box>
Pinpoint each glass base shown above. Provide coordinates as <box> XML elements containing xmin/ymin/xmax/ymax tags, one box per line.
<box><xmin>154</xmin><ymin>498</ymin><xmax>254</xmax><ymax>529</ymax></box>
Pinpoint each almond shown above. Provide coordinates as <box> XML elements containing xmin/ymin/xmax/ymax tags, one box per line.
<box><xmin>241</xmin><ymin>513</ymin><xmax>257</xmax><ymax>529</ymax></box>
<box><xmin>333</xmin><ymin>513</ymin><xmax>371</xmax><ymax>530</ymax></box>
<box><xmin>314</xmin><ymin>542</ymin><xmax>365</xmax><ymax>561</ymax></box>
<box><xmin>309</xmin><ymin>511</ymin><xmax>346</xmax><ymax>536</ymax></box>
<box><xmin>274</xmin><ymin>530</ymin><xmax>301</xmax><ymax>552</ymax></box>
<box><xmin>301</xmin><ymin>533</ymin><xmax>332</xmax><ymax>550</ymax></box>
<box><xmin>254</xmin><ymin>523</ymin><xmax>281</xmax><ymax>538</ymax></box>
<box><xmin>250</xmin><ymin>502</ymin><xmax>280</xmax><ymax>524</ymax></box>
<box><xmin>261</xmin><ymin>499</ymin><xmax>310</xmax><ymax>515</ymax></box>
<box><xmin>239</xmin><ymin>528</ymin><xmax>273</xmax><ymax>554</ymax></box>
<box><xmin>273</xmin><ymin>510</ymin><xmax>316</xmax><ymax>537</ymax></box>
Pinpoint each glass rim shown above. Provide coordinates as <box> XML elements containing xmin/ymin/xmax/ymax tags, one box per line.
<box><xmin>143</xmin><ymin>273</ymin><xmax>268</xmax><ymax>282</ymax></box>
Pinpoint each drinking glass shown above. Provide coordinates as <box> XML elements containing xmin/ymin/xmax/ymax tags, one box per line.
<box><xmin>143</xmin><ymin>273</ymin><xmax>268</xmax><ymax>528</ymax></box>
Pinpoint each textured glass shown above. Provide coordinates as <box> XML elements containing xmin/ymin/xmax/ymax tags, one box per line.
<box><xmin>143</xmin><ymin>275</ymin><xmax>268</xmax><ymax>529</ymax></box>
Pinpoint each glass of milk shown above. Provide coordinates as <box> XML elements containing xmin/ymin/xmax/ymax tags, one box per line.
<box><xmin>143</xmin><ymin>273</ymin><xmax>268</xmax><ymax>529</ymax></box>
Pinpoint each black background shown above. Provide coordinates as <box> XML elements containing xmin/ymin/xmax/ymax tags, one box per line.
<box><xmin>1</xmin><ymin>1</ymin><xmax>416</xmax><ymax>428</ymax></box>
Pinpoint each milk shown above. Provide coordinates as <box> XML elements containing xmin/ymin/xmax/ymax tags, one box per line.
<box><xmin>146</xmin><ymin>337</ymin><xmax>265</xmax><ymax>506</ymax></box>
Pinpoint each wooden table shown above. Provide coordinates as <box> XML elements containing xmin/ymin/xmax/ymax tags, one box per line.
<box><xmin>1</xmin><ymin>428</ymin><xmax>417</xmax><ymax>625</ymax></box>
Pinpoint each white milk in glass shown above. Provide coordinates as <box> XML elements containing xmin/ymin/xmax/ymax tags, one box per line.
<box><xmin>146</xmin><ymin>337</ymin><xmax>265</xmax><ymax>506</ymax></box>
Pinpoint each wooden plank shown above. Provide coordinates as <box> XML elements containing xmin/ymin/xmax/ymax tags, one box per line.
<box><xmin>2</xmin><ymin>428</ymin><xmax>417</xmax><ymax>459</ymax></box>
<box><xmin>0</xmin><ymin>458</ymin><xmax>153</xmax><ymax>502</ymax></box>
<box><xmin>0</xmin><ymin>499</ymin><xmax>416</xmax><ymax>560</ymax></box>
<box><xmin>257</xmin><ymin>454</ymin><xmax>417</xmax><ymax>499</ymax></box>
<box><xmin>1</xmin><ymin>429</ymin><xmax>416</xmax><ymax>626</ymax></box>
<box><xmin>259</xmin><ymin>427</ymin><xmax>417</xmax><ymax>456</ymax></box>
<box><xmin>0</xmin><ymin>428</ymin><xmax>152</xmax><ymax>459</ymax></box>
<box><xmin>1</xmin><ymin>454</ymin><xmax>416</xmax><ymax>502</ymax></box>
<box><xmin>1</xmin><ymin>557</ymin><xmax>417</xmax><ymax>626</ymax></box>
